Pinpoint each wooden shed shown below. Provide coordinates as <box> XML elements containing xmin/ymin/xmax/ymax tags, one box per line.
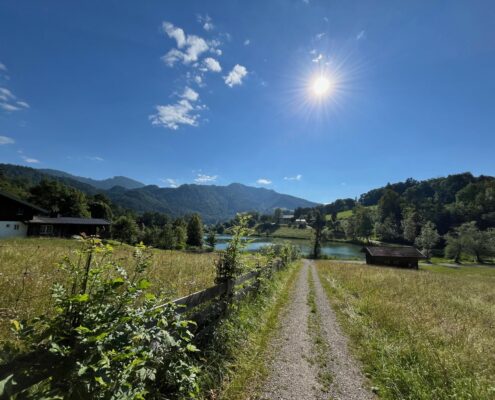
<box><xmin>27</xmin><ymin>216</ymin><xmax>111</xmax><ymax>237</ymax></box>
<box><xmin>362</xmin><ymin>246</ymin><xmax>426</xmax><ymax>269</ymax></box>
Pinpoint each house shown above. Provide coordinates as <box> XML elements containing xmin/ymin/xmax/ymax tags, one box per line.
<box><xmin>295</xmin><ymin>218</ymin><xmax>307</xmax><ymax>228</ymax></box>
<box><xmin>0</xmin><ymin>189</ymin><xmax>48</xmax><ymax>238</ymax></box>
<box><xmin>280</xmin><ymin>214</ymin><xmax>294</xmax><ymax>225</ymax></box>
<box><xmin>0</xmin><ymin>189</ymin><xmax>111</xmax><ymax>238</ymax></box>
<box><xmin>362</xmin><ymin>246</ymin><xmax>426</xmax><ymax>269</ymax></box>
<box><xmin>27</xmin><ymin>216</ymin><xmax>110</xmax><ymax>237</ymax></box>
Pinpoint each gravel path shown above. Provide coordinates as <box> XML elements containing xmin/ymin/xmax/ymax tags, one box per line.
<box><xmin>259</xmin><ymin>262</ymin><xmax>321</xmax><ymax>399</ymax></box>
<box><xmin>259</xmin><ymin>260</ymin><xmax>373</xmax><ymax>400</ymax></box>
<box><xmin>309</xmin><ymin>260</ymin><xmax>374</xmax><ymax>400</ymax></box>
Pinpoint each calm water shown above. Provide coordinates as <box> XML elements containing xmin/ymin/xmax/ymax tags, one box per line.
<box><xmin>213</xmin><ymin>235</ymin><xmax>364</xmax><ymax>259</ymax></box>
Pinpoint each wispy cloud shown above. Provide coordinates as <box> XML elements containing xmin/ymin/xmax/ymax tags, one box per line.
<box><xmin>195</xmin><ymin>174</ymin><xmax>218</xmax><ymax>184</ymax></box>
<box><xmin>0</xmin><ymin>135</ymin><xmax>15</xmax><ymax>145</ymax></box>
<box><xmin>203</xmin><ymin>57</ymin><xmax>222</xmax><ymax>72</ymax></box>
<box><xmin>256</xmin><ymin>178</ymin><xmax>272</xmax><ymax>185</ymax></box>
<box><xmin>315</xmin><ymin>32</ymin><xmax>325</xmax><ymax>40</ymax></box>
<box><xmin>87</xmin><ymin>156</ymin><xmax>104</xmax><ymax>162</ymax></box>
<box><xmin>284</xmin><ymin>174</ymin><xmax>302</xmax><ymax>181</ymax></box>
<box><xmin>0</xmin><ymin>63</ymin><xmax>7</xmax><ymax>72</ymax></box>
<box><xmin>302</xmin><ymin>0</ymin><xmax>309</xmax><ymax>4</ymax></box>
<box><xmin>0</xmin><ymin>87</ymin><xmax>30</xmax><ymax>112</ymax></box>
<box><xmin>161</xmin><ymin>178</ymin><xmax>179</xmax><ymax>188</ymax></box>
<box><xmin>356</xmin><ymin>30</ymin><xmax>366</xmax><ymax>40</ymax></box>
<box><xmin>312</xmin><ymin>53</ymin><xmax>323</xmax><ymax>63</ymax></box>
<box><xmin>224</xmin><ymin>64</ymin><xmax>248</xmax><ymax>87</ymax></box>
<box><xmin>197</xmin><ymin>14</ymin><xmax>214</xmax><ymax>31</ymax></box>
<box><xmin>21</xmin><ymin>155</ymin><xmax>39</xmax><ymax>164</ymax></box>
<box><xmin>244</xmin><ymin>39</ymin><xmax>251</xmax><ymax>46</ymax></box>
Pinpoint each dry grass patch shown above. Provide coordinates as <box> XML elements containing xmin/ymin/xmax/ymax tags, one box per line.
<box><xmin>317</xmin><ymin>261</ymin><xmax>495</xmax><ymax>400</ymax></box>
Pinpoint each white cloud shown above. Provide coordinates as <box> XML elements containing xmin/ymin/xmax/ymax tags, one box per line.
<box><xmin>284</xmin><ymin>174</ymin><xmax>302</xmax><ymax>181</ymax></box>
<box><xmin>0</xmin><ymin>62</ymin><xmax>7</xmax><ymax>72</ymax></box>
<box><xmin>195</xmin><ymin>174</ymin><xmax>218</xmax><ymax>184</ymax></box>
<box><xmin>0</xmin><ymin>135</ymin><xmax>14</xmax><ymax>145</ymax></box>
<box><xmin>0</xmin><ymin>87</ymin><xmax>29</xmax><ymax>112</ymax></box>
<box><xmin>224</xmin><ymin>64</ymin><xmax>248</xmax><ymax>87</ymax></box>
<box><xmin>356</xmin><ymin>30</ymin><xmax>366</xmax><ymax>40</ymax></box>
<box><xmin>150</xmin><ymin>86</ymin><xmax>203</xmax><ymax>130</ymax></box>
<box><xmin>302</xmin><ymin>0</ymin><xmax>309</xmax><ymax>4</ymax></box>
<box><xmin>244</xmin><ymin>39</ymin><xmax>251</xmax><ymax>46</ymax></box>
<box><xmin>197</xmin><ymin>14</ymin><xmax>214</xmax><ymax>31</ymax></box>
<box><xmin>256</xmin><ymin>178</ymin><xmax>272</xmax><ymax>185</ymax></box>
<box><xmin>162</xmin><ymin>22</ymin><xmax>186</xmax><ymax>48</ymax></box>
<box><xmin>181</xmin><ymin>87</ymin><xmax>199</xmax><ymax>101</ymax></box>
<box><xmin>203</xmin><ymin>57</ymin><xmax>222</xmax><ymax>72</ymax></box>
<box><xmin>21</xmin><ymin>155</ymin><xmax>39</xmax><ymax>163</ymax></box>
<box><xmin>150</xmin><ymin>99</ymin><xmax>200</xmax><ymax>130</ymax></box>
<box><xmin>162</xmin><ymin>22</ymin><xmax>209</xmax><ymax>66</ymax></box>
<box><xmin>315</xmin><ymin>32</ymin><xmax>326</xmax><ymax>40</ymax></box>
<box><xmin>161</xmin><ymin>178</ymin><xmax>179</xmax><ymax>188</ymax></box>
<box><xmin>312</xmin><ymin>53</ymin><xmax>323</xmax><ymax>63</ymax></box>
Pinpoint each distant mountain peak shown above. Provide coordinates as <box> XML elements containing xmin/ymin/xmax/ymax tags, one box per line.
<box><xmin>39</xmin><ymin>169</ymin><xmax>145</xmax><ymax>190</ymax></box>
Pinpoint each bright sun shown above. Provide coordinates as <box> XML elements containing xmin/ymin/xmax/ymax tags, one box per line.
<box><xmin>312</xmin><ymin>75</ymin><xmax>332</xmax><ymax>97</ymax></box>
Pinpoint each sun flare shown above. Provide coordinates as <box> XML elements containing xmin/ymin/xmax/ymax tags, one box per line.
<box><xmin>312</xmin><ymin>75</ymin><xmax>332</xmax><ymax>97</ymax></box>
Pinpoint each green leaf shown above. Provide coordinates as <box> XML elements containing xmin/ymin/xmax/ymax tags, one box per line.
<box><xmin>137</xmin><ymin>279</ymin><xmax>151</xmax><ymax>290</ymax></box>
<box><xmin>0</xmin><ymin>374</ymin><xmax>14</xmax><ymax>397</ymax></box>
<box><xmin>71</xmin><ymin>293</ymin><xmax>89</xmax><ymax>302</ymax></box>
<box><xmin>94</xmin><ymin>376</ymin><xmax>107</xmax><ymax>387</ymax></box>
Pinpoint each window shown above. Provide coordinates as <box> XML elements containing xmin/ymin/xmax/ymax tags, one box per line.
<box><xmin>14</xmin><ymin>224</ymin><xmax>20</xmax><ymax>230</ymax></box>
<box><xmin>5</xmin><ymin>224</ymin><xmax>10</xmax><ymax>228</ymax></box>
<box><xmin>40</xmin><ymin>225</ymin><xmax>53</xmax><ymax>235</ymax></box>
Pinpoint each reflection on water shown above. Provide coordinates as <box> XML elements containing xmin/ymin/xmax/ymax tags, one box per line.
<box><xmin>213</xmin><ymin>235</ymin><xmax>363</xmax><ymax>259</ymax></box>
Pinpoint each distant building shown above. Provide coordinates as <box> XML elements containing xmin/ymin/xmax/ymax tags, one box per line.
<box><xmin>295</xmin><ymin>218</ymin><xmax>307</xmax><ymax>228</ymax></box>
<box><xmin>362</xmin><ymin>246</ymin><xmax>426</xmax><ymax>269</ymax></box>
<box><xmin>0</xmin><ymin>190</ymin><xmax>48</xmax><ymax>238</ymax></box>
<box><xmin>280</xmin><ymin>214</ymin><xmax>294</xmax><ymax>225</ymax></box>
<box><xmin>0</xmin><ymin>189</ymin><xmax>111</xmax><ymax>238</ymax></box>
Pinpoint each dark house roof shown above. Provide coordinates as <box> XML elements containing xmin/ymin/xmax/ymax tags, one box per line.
<box><xmin>0</xmin><ymin>189</ymin><xmax>49</xmax><ymax>214</ymax></box>
<box><xmin>362</xmin><ymin>246</ymin><xmax>426</xmax><ymax>259</ymax></box>
<box><xmin>28</xmin><ymin>216</ymin><xmax>111</xmax><ymax>225</ymax></box>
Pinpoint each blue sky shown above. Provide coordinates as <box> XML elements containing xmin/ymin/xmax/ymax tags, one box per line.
<box><xmin>0</xmin><ymin>0</ymin><xmax>494</xmax><ymax>203</ymax></box>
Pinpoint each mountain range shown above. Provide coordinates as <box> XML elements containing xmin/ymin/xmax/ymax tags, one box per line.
<box><xmin>0</xmin><ymin>164</ymin><xmax>318</xmax><ymax>222</ymax></box>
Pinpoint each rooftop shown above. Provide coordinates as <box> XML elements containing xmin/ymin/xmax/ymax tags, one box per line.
<box><xmin>362</xmin><ymin>246</ymin><xmax>426</xmax><ymax>259</ymax></box>
<box><xmin>28</xmin><ymin>216</ymin><xmax>111</xmax><ymax>225</ymax></box>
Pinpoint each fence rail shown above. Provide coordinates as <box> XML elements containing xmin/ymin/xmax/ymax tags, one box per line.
<box><xmin>154</xmin><ymin>259</ymin><xmax>284</xmax><ymax>319</ymax></box>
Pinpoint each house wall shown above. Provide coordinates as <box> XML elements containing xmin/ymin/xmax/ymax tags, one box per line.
<box><xmin>0</xmin><ymin>221</ymin><xmax>28</xmax><ymax>238</ymax></box>
<box><xmin>0</xmin><ymin>195</ymin><xmax>39</xmax><ymax>221</ymax></box>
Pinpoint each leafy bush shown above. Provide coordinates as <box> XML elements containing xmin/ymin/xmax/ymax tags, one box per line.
<box><xmin>0</xmin><ymin>238</ymin><xmax>199</xmax><ymax>399</ymax></box>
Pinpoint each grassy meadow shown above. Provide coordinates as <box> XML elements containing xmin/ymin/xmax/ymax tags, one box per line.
<box><xmin>0</xmin><ymin>237</ymin><xmax>219</xmax><ymax>341</ymax></box>
<box><xmin>270</xmin><ymin>226</ymin><xmax>313</xmax><ymax>240</ymax></box>
<box><xmin>317</xmin><ymin>261</ymin><xmax>495</xmax><ymax>399</ymax></box>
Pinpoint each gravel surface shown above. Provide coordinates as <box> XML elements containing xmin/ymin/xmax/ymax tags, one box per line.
<box><xmin>259</xmin><ymin>260</ymin><xmax>374</xmax><ymax>400</ymax></box>
<box><xmin>310</xmin><ymin>260</ymin><xmax>374</xmax><ymax>400</ymax></box>
<box><xmin>259</xmin><ymin>262</ymin><xmax>321</xmax><ymax>399</ymax></box>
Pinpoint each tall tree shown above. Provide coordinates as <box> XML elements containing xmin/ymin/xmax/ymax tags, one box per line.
<box><xmin>112</xmin><ymin>215</ymin><xmax>138</xmax><ymax>244</ymax></box>
<box><xmin>415</xmin><ymin>221</ymin><xmax>440</xmax><ymax>259</ymax></box>
<box><xmin>186</xmin><ymin>214</ymin><xmax>204</xmax><ymax>247</ymax></box>
<box><xmin>312</xmin><ymin>210</ymin><xmax>325</xmax><ymax>259</ymax></box>
<box><xmin>353</xmin><ymin>205</ymin><xmax>374</xmax><ymax>240</ymax></box>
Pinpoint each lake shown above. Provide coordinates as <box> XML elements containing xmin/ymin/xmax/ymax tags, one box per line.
<box><xmin>213</xmin><ymin>235</ymin><xmax>364</xmax><ymax>259</ymax></box>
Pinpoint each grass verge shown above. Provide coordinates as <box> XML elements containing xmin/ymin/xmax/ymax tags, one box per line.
<box><xmin>317</xmin><ymin>261</ymin><xmax>495</xmax><ymax>400</ymax></box>
<box><xmin>306</xmin><ymin>267</ymin><xmax>332</xmax><ymax>393</ymax></box>
<box><xmin>197</xmin><ymin>260</ymin><xmax>302</xmax><ymax>399</ymax></box>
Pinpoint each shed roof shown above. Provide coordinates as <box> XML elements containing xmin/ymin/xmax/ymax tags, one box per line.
<box><xmin>0</xmin><ymin>189</ymin><xmax>49</xmax><ymax>214</ymax></box>
<box><xmin>362</xmin><ymin>246</ymin><xmax>426</xmax><ymax>259</ymax></box>
<box><xmin>28</xmin><ymin>216</ymin><xmax>111</xmax><ymax>225</ymax></box>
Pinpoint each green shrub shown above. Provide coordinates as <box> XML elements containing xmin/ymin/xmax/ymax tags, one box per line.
<box><xmin>0</xmin><ymin>238</ymin><xmax>199</xmax><ymax>399</ymax></box>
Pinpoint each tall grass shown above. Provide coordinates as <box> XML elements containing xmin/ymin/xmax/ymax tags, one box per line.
<box><xmin>317</xmin><ymin>261</ymin><xmax>495</xmax><ymax>399</ymax></box>
<box><xmin>0</xmin><ymin>238</ymin><xmax>217</xmax><ymax>341</ymax></box>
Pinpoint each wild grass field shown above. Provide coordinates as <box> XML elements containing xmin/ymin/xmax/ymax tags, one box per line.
<box><xmin>317</xmin><ymin>261</ymin><xmax>495</xmax><ymax>399</ymax></box>
<box><xmin>0</xmin><ymin>238</ymin><xmax>218</xmax><ymax>341</ymax></box>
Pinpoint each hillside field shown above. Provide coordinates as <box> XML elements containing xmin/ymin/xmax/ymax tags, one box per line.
<box><xmin>316</xmin><ymin>261</ymin><xmax>495</xmax><ymax>399</ymax></box>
